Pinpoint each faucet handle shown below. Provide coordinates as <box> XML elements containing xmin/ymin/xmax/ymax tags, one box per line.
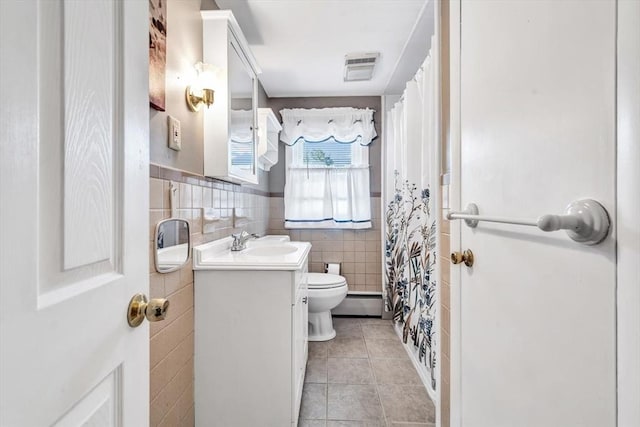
<box><xmin>230</xmin><ymin>231</ymin><xmax>250</xmax><ymax>251</ymax></box>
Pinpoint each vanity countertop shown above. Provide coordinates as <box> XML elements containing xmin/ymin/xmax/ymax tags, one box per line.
<box><xmin>192</xmin><ymin>236</ymin><xmax>311</xmax><ymax>271</ymax></box>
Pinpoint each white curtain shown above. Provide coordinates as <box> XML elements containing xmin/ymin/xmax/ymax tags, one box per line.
<box><xmin>280</xmin><ymin>107</ymin><xmax>377</xmax><ymax>146</ymax></box>
<box><xmin>281</xmin><ymin>108</ymin><xmax>376</xmax><ymax>229</ymax></box>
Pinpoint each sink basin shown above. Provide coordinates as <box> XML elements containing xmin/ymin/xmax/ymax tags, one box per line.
<box><xmin>193</xmin><ymin>236</ymin><xmax>310</xmax><ymax>270</ymax></box>
<box><xmin>243</xmin><ymin>245</ymin><xmax>298</xmax><ymax>257</ymax></box>
<box><xmin>245</xmin><ymin>235</ymin><xmax>291</xmax><ymax>247</ymax></box>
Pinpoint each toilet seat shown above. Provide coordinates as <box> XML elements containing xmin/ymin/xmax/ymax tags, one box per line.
<box><xmin>307</xmin><ymin>273</ymin><xmax>347</xmax><ymax>290</ymax></box>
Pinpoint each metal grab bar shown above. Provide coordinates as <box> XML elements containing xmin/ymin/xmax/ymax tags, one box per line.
<box><xmin>446</xmin><ymin>199</ymin><xmax>610</xmax><ymax>245</ymax></box>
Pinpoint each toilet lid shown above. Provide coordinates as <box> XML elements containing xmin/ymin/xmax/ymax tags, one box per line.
<box><xmin>307</xmin><ymin>272</ymin><xmax>347</xmax><ymax>289</ymax></box>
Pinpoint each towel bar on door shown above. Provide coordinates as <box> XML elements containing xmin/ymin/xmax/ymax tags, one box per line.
<box><xmin>446</xmin><ymin>199</ymin><xmax>610</xmax><ymax>245</ymax></box>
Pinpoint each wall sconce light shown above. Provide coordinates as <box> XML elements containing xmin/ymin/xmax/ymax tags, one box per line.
<box><xmin>186</xmin><ymin>62</ymin><xmax>216</xmax><ymax>112</ymax></box>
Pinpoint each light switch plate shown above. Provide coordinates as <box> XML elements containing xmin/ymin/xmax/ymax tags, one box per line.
<box><xmin>168</xmin><ymin>115</ymin><xmax>181</xmax><ymax>151</ymax></box>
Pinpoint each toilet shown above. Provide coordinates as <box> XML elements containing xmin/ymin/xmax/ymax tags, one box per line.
<box><xmin>307</xmin><ymin>272</ymin><xmax>348</xmax><ymax>341</ymax></box>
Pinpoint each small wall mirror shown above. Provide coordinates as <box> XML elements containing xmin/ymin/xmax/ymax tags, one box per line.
<box><xmin>154</xmin><ymin>219</ymin><xmax>191</xmax><ymax>273</ymax></box>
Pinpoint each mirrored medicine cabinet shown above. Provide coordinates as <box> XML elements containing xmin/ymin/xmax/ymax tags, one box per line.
<box><xmin>202</xmin><ymin>10</ymin><xmax>260</xmax><ymax>185</ymax></box>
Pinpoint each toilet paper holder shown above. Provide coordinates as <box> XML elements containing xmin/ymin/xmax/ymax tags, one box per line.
<box><xmin>324</xmin><ymin>263</ymin><xmax>341</xmax><ymax>274</ymax></box>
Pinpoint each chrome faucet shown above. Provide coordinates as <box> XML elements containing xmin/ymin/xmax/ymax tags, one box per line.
<box><xmin>230</xmin><ymin>231</ymin><xmax>252</xmax><ymax>251</ymax></box>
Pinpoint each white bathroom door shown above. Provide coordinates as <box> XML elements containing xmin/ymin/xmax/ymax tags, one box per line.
<box><xmin>0</xmin><ymin>0</ymin><xmax>149</xmax><ymax>425</ymax></box>
<box><xmin>451</xmin><ymin>1</ymin><xmax>617</xmax><ymax>426</ymax></box>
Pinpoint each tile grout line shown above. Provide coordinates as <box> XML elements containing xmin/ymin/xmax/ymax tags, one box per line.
<box><xmin>325</xmin><ymin>346</ymin><xmax>329</xmax><ymax>423</ymax></box>
<box><xmin>150</xmin><ymin>331</ymin><xmax>194</xmax><ymax>401</ymax></box>
<box><xmin>360</xmin><ymin>318</ymin><xmax>390</xmax><ymax>427</ymax></box>
<box><xmin>152</xmin><ymin>360</ymin><xmax>193</xmax><ymax>426</ymax></box>
<box><xmin>304</xmin><ymin>318</ymin><xmax>425</xmax><ymax>426</ymax></box>
<box><xmin>156</xmin><ymin>375</ymin><xmax>193</xmax><ymax>426</ymax></box>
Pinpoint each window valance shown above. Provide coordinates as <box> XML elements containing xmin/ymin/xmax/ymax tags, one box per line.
<box><xmin>230</xmin><ymin>109</ymin><xmax>253</xmax><ymax>143</ymax></box>
<box><xmin>279</xmin><ymin>107</ymin><xmax>377</xmax><ymax>146</ymax></box>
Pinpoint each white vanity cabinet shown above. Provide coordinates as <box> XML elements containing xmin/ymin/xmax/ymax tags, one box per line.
<box><xmin>201</xmin><ymin>10</ymin><xmax>261</xmax><ymax>184</ymax></box>
<box><xmin>193</xmin><ymin>238</ymin><xmax>310</xmax><ymax>426</ymax></box>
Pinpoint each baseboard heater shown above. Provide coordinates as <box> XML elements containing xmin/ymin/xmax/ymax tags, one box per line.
<box><xmin>331</xmin><ymin>293</ymin><xmax>383</xmax><ymax>317</ymax></box>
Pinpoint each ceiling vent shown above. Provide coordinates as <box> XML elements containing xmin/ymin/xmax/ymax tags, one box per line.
<box><xmin>344</xmin><ymin>52</ymin><xmax>380</xmax><ymax>82</ymax></box>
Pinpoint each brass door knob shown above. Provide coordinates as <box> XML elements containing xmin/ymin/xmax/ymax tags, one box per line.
<box><xmin>127</xmin><ymin>293</ymin><xmax>170</xmax><ymax>327</ymax></box>
<box><xmin>451</xmin><ymin>249</ymin><xmax>474</xmax><ymax>267</ymax></box>
<box><xmin>146</xmin><ymin>298</ymin><xmax>170</xmax><ymax>322</ymax></box>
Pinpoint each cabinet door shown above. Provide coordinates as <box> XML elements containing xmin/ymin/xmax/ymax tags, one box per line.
<box><xmin>300</xmin><ymin>287</ymin><xmax>308</xmax><ymax>365</ymax></box>
<box><xmin>228</xmin><ymin>38</ymin><xmax>258</xmax><ymax>184</ymax></box>
<box><xmin>292</xmin><ymin>285</ymin><xmax>308</xmax><ymax>423</ymax></box>
<box><xmin>299</xmin><ymin>266</ymin><xmax>309</xmax><ymax>374</ymax></box>
<box><xmin>202</xmin><ymin>12</ymin><xmax>259</xmax><ymax>185</ymax></box>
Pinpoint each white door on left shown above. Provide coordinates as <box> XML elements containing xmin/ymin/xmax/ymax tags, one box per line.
<box><xmin>0</xmin><ymin>0</ymin><xmax>149</xmax><ymax>425</ymax></box>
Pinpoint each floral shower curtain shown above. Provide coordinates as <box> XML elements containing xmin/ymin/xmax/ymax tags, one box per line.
<box><xmin>384</xmin><ymin>43</ymin><xmax>439</xmax><ymax>393</ymax></box>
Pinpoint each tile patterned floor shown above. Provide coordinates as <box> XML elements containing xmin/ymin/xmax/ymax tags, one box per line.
<box><xmin>298</xmin><ymin>317</ymin><xmax>436</xmax><ymax>427</ymax></box>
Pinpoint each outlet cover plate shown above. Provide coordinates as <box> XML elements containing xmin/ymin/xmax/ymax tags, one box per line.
<box><xmin>168</xmin><ymin>115</ymin><xmax>181</xmax><ymax>151</ymax></box>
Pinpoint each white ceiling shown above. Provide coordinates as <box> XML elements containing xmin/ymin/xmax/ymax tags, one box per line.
<box><xmin>215</xmin><ymin>0</ymin><xmax>432</xmax><ymax>98</ymax></box>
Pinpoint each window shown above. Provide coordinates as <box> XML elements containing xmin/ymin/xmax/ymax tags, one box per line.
<box><xmin>280</xmin><ymin>108</ymin><xmax>376</xmax><ymax>229</ymax></box>
<box><xmin>230</xmin><ymin>140</ymin><xmax>253</xmax><ymax>166</ymax></box>
<box><xmin>303</xmin><ymin>139</ymin><xmax>352</xmax><ymax>167</ymax></box>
